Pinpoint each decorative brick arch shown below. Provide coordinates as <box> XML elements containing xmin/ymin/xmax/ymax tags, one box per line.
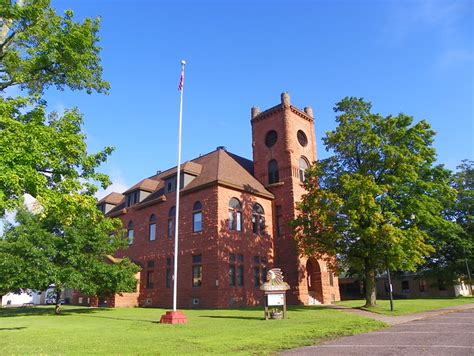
<box><xmin>306</xmin><ymin>258</ymin><xmax>323</xmax><ymax>304</ymax></box>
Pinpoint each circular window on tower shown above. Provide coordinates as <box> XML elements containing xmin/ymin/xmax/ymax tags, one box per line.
<box><xmin>297</xmin><ymin>130</ymin><xmax>308</xmax><ymax>147</ymax></box>
<box><xmin>265</xmin><ymin>130</ymin><xmax>278</xmax><ymax>148</ymax></box>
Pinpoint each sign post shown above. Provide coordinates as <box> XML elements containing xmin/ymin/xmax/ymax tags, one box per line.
<box><xmin>260</xmin><ymin>268</ymin><xmax>290</xmax><ymax>320</ymax></box>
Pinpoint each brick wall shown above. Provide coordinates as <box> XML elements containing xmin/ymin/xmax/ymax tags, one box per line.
<box><xmin>251</xmin><ymin>94</ymin><xmax>340</xmax><ymax>304</ymax></box>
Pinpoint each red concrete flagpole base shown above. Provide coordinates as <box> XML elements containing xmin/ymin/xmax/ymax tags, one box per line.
<box><xmin>160</xmin><ymin>311</ymin><xmax>188</xmax><ymax>324</ymax></box>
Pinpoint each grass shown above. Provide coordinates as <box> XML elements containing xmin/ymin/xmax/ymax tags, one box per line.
<box><xmin>337</xmin><ymin>296</ymin><xmax>474</xmax><ymax>316</ymax></box>
<box><xmin>0</xmin><ymin>305</ymin><xmax>384</xmax><ymax>355</ymax></box>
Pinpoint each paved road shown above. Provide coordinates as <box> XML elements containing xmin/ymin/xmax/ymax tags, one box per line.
<box><xmin>282</xmin><ymin>308</ymin><xmax>474</xmax><ymax>356</ymax></box>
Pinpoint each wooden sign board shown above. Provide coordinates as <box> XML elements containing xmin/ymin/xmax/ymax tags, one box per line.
<box><xmin>267</xmin><ymin>293</ymin><xmax>285</xmax><ymax>306</ymax></box>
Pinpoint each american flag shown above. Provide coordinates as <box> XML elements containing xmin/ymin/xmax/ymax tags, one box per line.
<box><xmin>178</xmin><ymin>69</ymin><xmax>184</xmax><ymax>91</ymax></box>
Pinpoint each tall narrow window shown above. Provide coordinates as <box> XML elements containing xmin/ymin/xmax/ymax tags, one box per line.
<box><xmin>237</xmin><ymin>254</ymin><xmax>244</xmax><ymax>287</ymax></box>
<box><xmin>229</xmin><ymin>254</ymin><xmax>236</xmax><ymax>287</ymax></box>
<box><xmin>127</xmin><ymin>221</ymin><xmax>134</xmax><ymax>245</ymax></box>
<box><xmin>419</xmin><ymin>279</ymin><xmax>427</xmax><ymax>292</ymax></box>
<box><xmin>228</xmin><ymin>198</ymin><xmax>242</xmax><ymax>231</ymax></box>
<box><xmin>192</xmin><ymin>254</ymin><xmax>202</xmax><ymax>287</ymax></box>
<box><xmin>166</xmin><ymin>257</ymin><xmax>172</xmax><ymax>288</ymax></box>
<box><xmin>193</xmin><ymin>201</ymin><xmax>202</xmax><ymax>233</ymax></box>
<box><xmin>275</xmin><ymin>205</ymin><xmax>282</xmax><ymax>237</ymax></box>
<box><xmin>146</xmin><ymin>271</ymin><xmax>154</xmax><ymax>289</ymax></box>
<box><xmin>126</xmin><ymin>191</ymin><xmax>140</xmax><ymax>207</ymax></box>
<box><xmin>149</xmin><ymin>214</ymin><xmax>157</xmax><ymax>241</ymax></box>
<box><xmin>253</xmin><ymin>256</ymin><xmax>267</xmax><ymax>287</ymax></box>
<box><xmin>230</xmin><ymin>254</ymin><xmax>244</xmax><ymax>287</ymax></box>
<box><xmin>252</xmin><ymin>203</ymin><xmax>265</xmax><ymax>236</ymax></box>
<box><xmin>328</xmin><ymin>272</ymin><xmax>334</xmax><ymax>287</ymax></box>
<box><xmin>268</xmin><ymin>160</ymin><xmax>279</xmax><ymax>184</ymax></box>
<box><xmin>401</xmin><ymin>280</ymin><xmax>410</xmax><ymax>293</ymax></box>
<box><xmin>168</xmin><ymin>206</ymin><xmax>175</xmax><ymax>238</ymax></box>
<box><xmin>299</xmin><ymin>157</ymin><xmax>309</xmax><ymax>182</ymax></box>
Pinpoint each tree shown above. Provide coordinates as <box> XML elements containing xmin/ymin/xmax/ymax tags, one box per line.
<box><xmin>0</xmin><ymin>204</ymin><xmax>140</xmax><ymax>314</ymax></box>
<box><xmin>292</xmin><ymin>97</ymin><xmax>455</xmax><ymax>307</ymax></box>
<box><xmin>0</xmin><ymin>0</ymin><xmax>109</xmax><ymax>95</ymax></box>
<box><xmin>422</xmin><ymin>160</ymin><xmax>473</xmax><ymax>291</ymax></box>
<box><xmin>0</xmin><ymin>97</ymin><xmax>113</xmax><ymax>215</ymax></box>
<box><xmin>0</xmin><ymin>1</ymin><xmax>140</xmax><ymax>313</ymax></box>
<box><xmin>0</xmin><ymin>0</ymin><xmax>111</xmax><ymax>215</ymax></box>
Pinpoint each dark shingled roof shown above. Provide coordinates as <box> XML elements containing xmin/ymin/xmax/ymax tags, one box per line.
<box><xmin>98</xmin><ymin>192</ymin><xmax>124</xmax><ymax>205</ymax></box>
<box><xmin>123</xmin><ymin>178</ymin><xmax>160</xmax><ymax>194</ymax></box>
<box><xmin>105</xmin><ymin>148</ymin><xmax>273</xmax><ymax>216</ymax></box>
<box><xmin>181</xmin><ymin>149</ymin><xmax>271</xmax><ymax>198</ymax></box>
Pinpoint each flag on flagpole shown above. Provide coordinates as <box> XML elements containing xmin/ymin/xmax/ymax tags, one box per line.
<box><xmin>178</xmin><ymin>68</ymin><xmax>184</xmax><ymax>91</ymax></box>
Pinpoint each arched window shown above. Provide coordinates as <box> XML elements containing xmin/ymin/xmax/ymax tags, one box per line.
<box><xmin>252</xmin><ymin>203</ymin><xmax>265</xmax><ymax>236</ymax></box>
<box><xmin>168</xmin><ymin>206</ymin><xmax>175</xmax><ymax>239</ymax></box>
<box><xmin>268</xmin><ymin>160</ymin><xmax>279</xmax><ymax>184</ymax></box>
<box><xmin>149</xmin><ymin>214</ymin><xmax>157</xmax><ymax>241</ymax></box>
<box><xmin>127</xmin><ymin>221</ymin><xmax>134</xmax><ymax>245</ymax></box>
<box><xmin>193</xmin><ymin>201</ymin><xmax>202</xmax><ymax>233</ymax></box>
<box><xmin>299</xmin><ymin>157</ymin><xmax>310</xmax><ymax>182</ymax></box>
<box><xmin>228</xmin><ymin>198</ymin><xmax>242</xmax><ymax>231</ymax></box>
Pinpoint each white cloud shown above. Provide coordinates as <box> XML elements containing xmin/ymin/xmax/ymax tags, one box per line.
<box><xmin>0</xmin><ymin>194</ymin><xmax>41</xmax><ymax>236</ymax></box>
<box><xmin>95</xmin><ymin>169</ymin><xmax>129</xmax><ymax>200</ymax></box>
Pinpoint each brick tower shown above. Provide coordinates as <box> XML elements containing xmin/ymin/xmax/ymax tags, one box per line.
<box><xmin>251</xmin><ymin>93</ymin><xmax>340</xmax><ymax>305</ymax></box>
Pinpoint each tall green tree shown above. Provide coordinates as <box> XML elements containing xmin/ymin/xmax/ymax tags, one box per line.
<box><xmin>0</xmin><ymin>1</ymin><xmax>140</xmax><ymax>312</ymax></box>
<box><xmin>0</xmin><ymin>0</ymin><xmax>109</xmax><ymax>95</ymax></box>
<box><xmin>0</xmin><ymin>205</ymin><xmax>140</xmax><ymax>314</ymax></box>
<box><xmin>422</xmin><ymin>160</ymin><xmax>473</xmax><ymax>291</ymax></box>
<box><xmin>0</xmin><ymin>0</ymin><xmax>111</xmax><ymax>214</ymax></box>
<box><xmin>292</xmin><ymin>97</ymin><xmax>455</xmax><ymax>307</ymax></box>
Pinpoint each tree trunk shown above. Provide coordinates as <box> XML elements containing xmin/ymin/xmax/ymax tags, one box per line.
<box><xmin>54</xmin><ymin>289</ymin><xmax>62</xmax><ymax>315</ymax></box>
<box><xmin>364</xmin><ymin>261</ymin><xmax>377</xmax><ymax>307</ymax></box>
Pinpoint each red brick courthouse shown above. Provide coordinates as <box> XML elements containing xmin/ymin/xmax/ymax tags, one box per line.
<box><xmin>96</xmin><ymin>93</ymin><xmax>340</xmax><ymax>308</ymax></box>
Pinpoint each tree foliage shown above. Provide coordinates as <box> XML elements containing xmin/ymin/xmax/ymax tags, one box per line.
<box><xmin>0</xmin><ymin>1</ymin><xmax>140</xmax><ymax>313</ymax></box>
<box><xmin>0</xmin><ymin>0</ymin><xmax>109</xmax><ymax>95</ymax></box>
<box><xmin>0</xmin><ymin>96</ymin><xmax>113</xmax><ymax>215</ymax></box>
<box><xmin>0</xmin><ymin>0</ymin><xmax>112</xmax><ymax>215</ymax></box>
<box><xmin>292</xmin><ymin>97</ymin><xmax>456</xmax><ymax>306</ymax></box>
<box><xmin>0</xmin><ymin>205</ymin><xmax>140</xmax><ymax>314</ymax></box>
<box><xmin>422</xmin><ymin>160</ymin><xmax>473</xmax><ymax>287</ymax></box>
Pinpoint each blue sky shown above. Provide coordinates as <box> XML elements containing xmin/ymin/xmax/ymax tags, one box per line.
<box><xmin>43</xmin><ymin>0</ymin><xmax>473</xmax><ymax>198</ymax></box>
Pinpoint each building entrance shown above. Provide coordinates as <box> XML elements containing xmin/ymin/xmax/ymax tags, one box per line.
<box><xmin>306</xmin><ymin>258</ymin><xmax>323</xmax><ymax>304</ymax></box>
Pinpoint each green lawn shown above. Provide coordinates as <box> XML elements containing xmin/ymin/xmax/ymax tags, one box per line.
<box><xmin>337</xmin><ymin>297</ymin><xmax>474</xmax><ymax>316</ymax></box>
<box><xmin>0</xmin><ymin>305</ymin><xmax>384</xmax><ymax>355</ymax></box>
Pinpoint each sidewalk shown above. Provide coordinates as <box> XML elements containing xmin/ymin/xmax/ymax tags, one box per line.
<box><xmin>281</xmin><ymin>306</ymin><xmax>474</xmax><ymax>355</ymax></box>
<box><xmin>326</xmin><ymin>303</ymin><xmax>474</xmax><ymax>325</ymax></box>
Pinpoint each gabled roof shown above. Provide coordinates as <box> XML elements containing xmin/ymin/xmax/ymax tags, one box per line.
<box><xmin>160</xmin><ymin>161</ymin><xmax>203</xmax><ymax>179</ymax></box>
<box><xmin>123</xmin><ymin>178</ymin><xmax>160</xmax><ymax>194</ymax></box>
<box><xmin>105</xmin><ymin>148</ymin><xmax>273</xmax><ymax>216</ymax></box>
<box><xmin>98</xmin><ymin>192</ymin><xmax>124</xmax><ymax>205</ymax></box>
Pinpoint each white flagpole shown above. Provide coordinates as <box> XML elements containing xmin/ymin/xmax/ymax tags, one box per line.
<box><xmin>173</xmin><ymin>60</ymin><xmax>186</xmax><ymax>312</ymax></box>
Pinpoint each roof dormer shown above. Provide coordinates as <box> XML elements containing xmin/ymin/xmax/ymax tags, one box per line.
<box><xmin>97</xmin><ymin>192</ymin><xmax>124</xmax><ymax>214</ymax></box>
<box><xmin>160</xmin><ymin>162</ymin><xmax>202</xmax><ymax>194</ymax></box>
<box><xmin>123</xmin><ymin>179</ymin><xmax>159</xmax><ymax>207</ymax></box>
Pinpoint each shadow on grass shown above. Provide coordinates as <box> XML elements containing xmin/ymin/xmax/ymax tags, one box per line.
<box><xmin>0</xmin><ymin>306</ymin><xmax>109</xmax><ymax>318</ymax></box>
<box><xmin>199</xmin><ymin>315</ymin><xmax>263</xmax><ymax>320</ymax></box>
<box><xmin>79</xmin><ymin>314</ymin><xmax>157</xmax><ymax>324</ymax></box>
<box><xmin>0</xmin><ymin>327</ymin><xmax>27</xmax><ymax>331</ymax></box>
<box><xmin>286</xmin><ymin>305</ymin><xmax>332</xmax><ymax>312</ymax></box>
